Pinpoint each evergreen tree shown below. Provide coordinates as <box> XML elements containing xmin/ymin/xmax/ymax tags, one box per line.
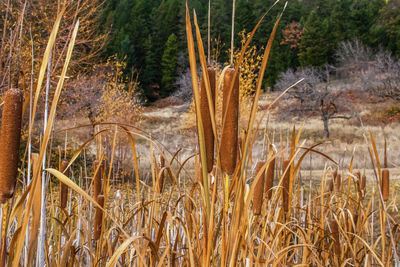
<box><xmin>161</xmin><ymin>34</ymin><xmax>179</xmax><ymax>97</ymax></box>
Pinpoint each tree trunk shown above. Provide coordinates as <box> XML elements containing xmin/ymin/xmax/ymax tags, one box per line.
<box><xmin>323</xmin><ymin>118</ymin><xmax>330</xmax><ymax>138</ymax></box>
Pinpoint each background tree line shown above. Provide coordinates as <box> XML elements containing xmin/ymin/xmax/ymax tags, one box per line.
<box><xmin>99</xmin><ymin>0</ymin><xmax>400</xmax><ymax>102</ymax></box>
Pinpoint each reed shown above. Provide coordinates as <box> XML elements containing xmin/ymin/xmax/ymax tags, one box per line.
<box><xmin>200</xmin><ymin>67</ymin><xmax>216</xmax><ymax>173</ymax></box>
<box><xmin>93</xmin><ymin>194</ymin><xmax>105</xmax><ymax>240</ymax></box>
<box><xmin>382</xmin><ymin>169</ymin><xmax>389</xmax><ymax>201</ymax></box>
<box><xmin>220</xmin><ymin>67</ymin><xmax>239</xmax><ymax>175</ymax></box>
<box><xmin>252</xmin><ymin>161</ymin><xmax>266</xmax><ymax>215</ymax></box>
<box><xmin>0</xmin><ymin>88</ymin><xmax>23</xmax><ymax>204</ymax></box>
<box><xmin>60</xmin><ymin>160</ymin><xmax>69</xmax><ymax>209</ymax></box>
<box><xmin>361</xmin><ymin>174</ymin><xmax>366</xmax><ymax>197</ymax></box>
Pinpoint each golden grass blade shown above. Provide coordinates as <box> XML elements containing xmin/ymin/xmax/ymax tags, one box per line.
<box><xmin>105</xmin><ymin>236</ymin><xmax>140</xmax><ymax>267</ymax></box>
<box><xmin>186</xmin><ymin>4</ymin><xmax>210</xmax><ymax>218</ymax></box>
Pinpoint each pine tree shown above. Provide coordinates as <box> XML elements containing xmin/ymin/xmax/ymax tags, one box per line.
<box><xmin>161</xmin><ymin>34</ymin><xmax>179</xmax><ymax>97</ymax></box>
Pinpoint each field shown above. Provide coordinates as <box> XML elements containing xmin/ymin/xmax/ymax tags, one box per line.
<box><xmin>0</xmin><ymin>2</ymin><xmax>399</xmax><ymax>267</ymax></box>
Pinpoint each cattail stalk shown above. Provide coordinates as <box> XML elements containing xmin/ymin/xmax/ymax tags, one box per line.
<box><xmin>382</xmin><ymin>169</ymin><xmax>389</xmax><ymax>201</ymax></box>
<box><xmin>361</xmin><ymin>174</ymin><xmax>366</xmax><ymax>197</ymax></box>
<box><xmin>60</xmin><ymin>160</ymin><xmax>69</xmax><ymax>209</ymax></box>
<box><xmin>0</xmin><ymin>88</ymin><xmax>23</xmax><ymax>203</ymax></box>
<box><xmin>200</xmin><ymin>67</ymin><xmax>216</xmax><ymax>173</ymax></box>
<box><xmin>220</xmin><ymin>68</ymin><xmax>239</xmax><ymax>175</ymax></box>
<box><xmin>282</xmin><ymin>160</ymin><xmax>290</xmax><ymax>213</ymax></box>
<box><xmin>253</xmin><ymin>161</ymin><xmax>266</xmax><ymax>215</ymax></box>
<box><xmin>93</xmin><ymin>195</ymin><xmax>105</xmax><ymax>240</ymax></box>
<box><xmin>265</xmin><ymin>158</ymin><xmax>275</xmax><ymax>200</ymax></box>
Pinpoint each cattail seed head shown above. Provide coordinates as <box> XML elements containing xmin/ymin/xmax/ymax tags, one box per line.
<box><xmin>60</xmin><ymin>160</ymin><xmax>69</xmax><ymax>209</ymax></box>
<box><xmin>253</xmin><ymin>161</ymin><xmax>266</xmax><ymax>215</ymax></box>
<box><xmin>0</xmin><ymin>88</ymin><xmax>23</xmax><ymax>203</ymax></box>
<box><xmin>158</xmin><ymin>155</ymin><xmax>165</xmax><ymax>193</ymax></box>
<box><xmin>382</xmin><ymin>169</ymin><xmax>389</xmax><ymax>201</ymax></box>
<box><xmin>336</xmin><ymin>174</ymin><xmax>341</xmax><ymax>192</ymax></box>
<box><xmin>264</xmin><ymin>158</ymin><xmax>275</xmax><ymax>200</ymax></box>
<box><xmin>329</xmin><ymin>219</ymin><xmax>341</xmax><ymax>257</ymax></box>
<box><xmin>93</xmin><ymin>194</ymin><xmax>105</xmax><ymax>240</ymax></box>
<box><xmin>200</xmin><ymin>67</ymin><xmax>216</xmax><ymax>173</ymax></box>
<box><xmin>93</xmin><ymin>160</ymin><xmax>103</xmax><ymax>201</ymax></box>
<box><xmin>282</xmin><ymin>160</ymin><xmax>290</xmax><ymax>213</ymax></box>
<box><xmin>220</xmin><ymin>68</ymin><xmax>239</xmax><ymax>175</ymax></box>
<box><xmin>361</xmin><ymin>174</ymin><xmax>366</xmax><ymax>196</ymax></box>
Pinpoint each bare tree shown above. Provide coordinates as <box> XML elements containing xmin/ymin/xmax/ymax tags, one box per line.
<box><xmin>276</xmin><ymin>66</ymin><xmax>353</xmax><ymax>138</ymax></box>
<box><xmin>361</xmin><ymin>49</ymin><xmax>400</xmax><ymax>101</ymax></box>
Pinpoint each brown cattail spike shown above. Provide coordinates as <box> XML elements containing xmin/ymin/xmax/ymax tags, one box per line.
<box><xmin>60</xmin><ymin>160</ymin><xmax>69</xmax><ymax>209</ymax></box>
<box><xmin>329</xmin><ymin>219</ymin><xmax>341</xmax><ymax>257</ymax></box>
<box><xmin>93</xmin><ymin>160</ymin><xmax>103</xmax><ymax>201</ymax></box>
<box><xmin>158</xmin><ymin>155</ymin><xmax>165</xmax><ymax>193</ymax></box>
<box><xmin>200</xmin><ymin>67</ymin><xmax>216</xmax><ymax>173</ymax></box>
<box><xmin>282</xmin><ymin>160</ymin><xmax>290</xmax><ymax>213</ymax></box>
<box><xmin>361</xmin><ymin>174</ymin><xmax>366</xmax><ymax>197</ymax></box>
<box><xmin>265</xmin><ymin>158</ymin><xmax>275</xmax><ymax>200</ymax></box>
<box><xmin>382</xmin><ymin>169</ymin><xmax>389</xmax><ymax>201</ymax></box>
<box><xmin>0</xmin><ymin>88</ymin><xmax>23</xmax><ymax>203</ymax></box>
<box><xmin>93</xmin><ymin>194</ymin><xmax>105</xmax><ymax>240</ymax></box>
<box><xmin>336</xmin><ymin>173</ymin><xmax>341</xmax><ymax>192</ymax></box>
<box><xmin>220</xmin><ymin>68</ymin><xmax>239</xmax><ymax>175</ymax></box>
<box><xmin>252</xmin><ymin>161</ymin><xmax>266</xmax><ymax>215</ymax></box>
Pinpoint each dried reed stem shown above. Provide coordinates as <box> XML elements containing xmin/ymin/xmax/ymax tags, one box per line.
<box><xmin>93</xmin><ymin>194</ymin><xmax>105</xmax><ymax>240</ymax></box>
<box><xmin>221</xmin><ymin>68</ymin><xmax>239</xmax><ymax>175</ymax></box>
<box><xmin>200</xmin><ymin>67</ymin><xmax>216</xmax><ymax>173</ymax></box>
<box><xmin>252</xmin><ymin>161</ymin><xmax>266</xmax><ymax>215</ymax></box>
<box><xmin>60</xmin><ymin>160</ymin><xmax>69</xmax><ymax>209</ymax></box>
<box><xmin>0</xmin><ymin>88</ymin><xmax>23</xmax><ymax>203</ymax></box>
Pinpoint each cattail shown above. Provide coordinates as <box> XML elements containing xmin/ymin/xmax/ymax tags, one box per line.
<box><xmin>200</xmin><ymin>67</ymin><xmax>216</xmax><ymax>173</ymax></box>
<box><xmin>361</xmin><ymin>174</ymin><xmax>366</xmax><ymax>196</ymax></box>
<box><xmin>264</xmin><ymin>158</ymin><xmax>275</xmax><ymax>200</ymax></box>
<box><xmin>355</xmin><ymin>171</ymin><xmax>362</xmax><ymax>198</ymax></box>
<box><xmin>158</xmin><ymin>155</ymin><xmax>165</xmax><ymax>193</ymax></box>
<box><xmin>329</xmin><ymin>219</ymin><xmax>341</xmax><ymax>257</ymax></box>
<box><xmin>93</xmin><ymin>194</ymin><xmax>105</xmax><ymax>240</ymax></box>
<box><xmin>220</xmin><ymin>68</ymin><xmax>239</xmax><ymax>175</ymax></box>
<box><xmin>93</xmin><ymin>160</ymin><xmax>103</xmax><ymax>201</ymax></box>
<box><xmin>282</xmin><ymin>160</ymin><xmax>290</xmax><ymax>213</ymax></box>
<box><xmin>382</xmin><ymin>169</ymin><xmax>389</xmax><ymax>201</ymax></box>
<box><xmin>253</xmin><ymin>161</ymin><xmax>266</xmax><ymax>215</ymax></box>
<box><xmin>29</xmin><ymin>153</ymin><xmax>41</xmax><ymax>262</ymax></box>
<box><xmin>60</xmin><ymin>160</ymin><xmax>69</xmax><ymax>209</ymax></box>
<box><xmin>0</xmin><ymin>88</ymin><xmax>23</xmax><ymax>204</ymax></box>
<box><xmin>336</xmin><ymin>173</ymin><xmax>341</xmax><ymax>192</ymax></box>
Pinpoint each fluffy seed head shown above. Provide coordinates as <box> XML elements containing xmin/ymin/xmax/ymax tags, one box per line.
<box><xmin>220</xmin><ymin>68</ymin><xmax>239</xmax><ymax>175</ymax></box>
<box><xmin>0</xmin><ymin>88</ymin><xmax>23</xmax><ymax>203</ymax></box>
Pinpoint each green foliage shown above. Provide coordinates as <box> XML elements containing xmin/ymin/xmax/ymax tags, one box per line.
<box><xmin>161</xmin><ymin>34</ymin><xmax>179</xmax><ymax>97</ymax></box>
<box><xmin>100</xmin><ymin>0</ymin><xmax>398</xmax><ymax>99</ymax></box>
